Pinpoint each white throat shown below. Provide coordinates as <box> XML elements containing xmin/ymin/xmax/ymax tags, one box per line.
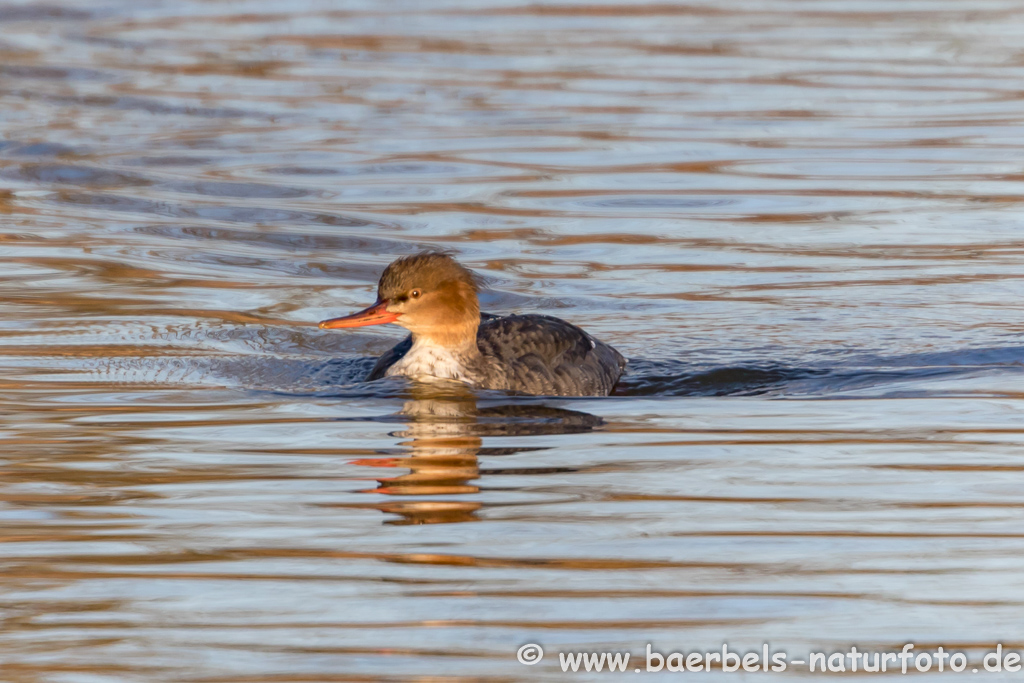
<box><xmin>385</xmin><ymin>336</ymin><xmax>468</xmax><ymax>383</ymax></box>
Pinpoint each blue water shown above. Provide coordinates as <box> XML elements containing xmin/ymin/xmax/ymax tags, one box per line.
<box><xmin>3</xmin><ymin>0</ymin><xmax>1024</xmax><ymax>679</ymax></box>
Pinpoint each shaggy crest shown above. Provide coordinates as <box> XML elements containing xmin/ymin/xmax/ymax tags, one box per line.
<box><xmin>377</xmin><ymin>252</ymin><xmax>478</xmax><ymax>301</ymax></box>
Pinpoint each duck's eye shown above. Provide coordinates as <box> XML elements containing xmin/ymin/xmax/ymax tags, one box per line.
<box><xmin>410</xmin><ymin>289</ymin><xmax>421</xmax><ymax>299</ymax></box>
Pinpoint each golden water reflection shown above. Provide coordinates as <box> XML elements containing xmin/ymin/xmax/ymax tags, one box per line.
<box><xmin>339</xmin><ymin>385</ymin><xmax>602</xmax><ymax>525</ymax></box>
<box><xmin>6</xmin><ymin>0</ymin><xmax>1024</xmax><ymax>678</ymax></box>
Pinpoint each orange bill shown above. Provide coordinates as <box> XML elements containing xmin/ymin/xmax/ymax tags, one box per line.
<box><xmin>318</xmin><ymin>300</ymin><xmax>400</xmax><ymax>329</ymax></box>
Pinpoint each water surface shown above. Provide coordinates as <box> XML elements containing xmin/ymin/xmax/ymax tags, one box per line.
<box><xmin>4</xmin><ymin>0</ymin><xmax>1024</xmax><ymax>679</ymax></box>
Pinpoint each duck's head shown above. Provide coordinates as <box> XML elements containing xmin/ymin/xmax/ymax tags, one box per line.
<box><xmin>319</xmin><ymin>252</ymin><xmax>481</xmax><ymax>347</ymax></box>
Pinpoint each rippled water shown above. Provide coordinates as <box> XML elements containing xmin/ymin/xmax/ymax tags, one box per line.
<box><xmin>5</xmin><ymin>1</ymin><xmax>1024</xmax><ymax>679</ymax></box>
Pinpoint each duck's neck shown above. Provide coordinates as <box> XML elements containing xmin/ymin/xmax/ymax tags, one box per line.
<box><xmin>387</xmin><ymin>324</ymin><xmax>483</xmax><ymax>383</ymax></box>
<box><xmin>410</xmin><ymin>320</ymin><xmax>480</xmax><ymax>358</ymax></box>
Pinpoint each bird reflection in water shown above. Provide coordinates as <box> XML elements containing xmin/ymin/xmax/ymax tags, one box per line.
<box><xmin>350</xmin><ymin>383</ymin><xmax>603</xmax><ymax>525</ymax></box>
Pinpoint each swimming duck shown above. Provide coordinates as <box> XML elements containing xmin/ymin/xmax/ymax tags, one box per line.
<box><xmin>318</xmin><ymin>253</ymin><xmax>626</xmax><ymax>396</ymax></box>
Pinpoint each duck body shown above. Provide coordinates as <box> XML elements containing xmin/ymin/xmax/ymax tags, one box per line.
<box><xmin>368</xmin><ymin>313</ymin><xmax>626</xmax><ymax>396</ymax></box>
<box><xmin>319</xmin><ymin>253</ymin><xmax>627</xmax><ymax>397</ymax></box>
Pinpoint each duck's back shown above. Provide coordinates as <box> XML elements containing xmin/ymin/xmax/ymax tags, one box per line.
<box><xmin>475</xmin><ymin>314</ymin><xmax>625</xmax><ymax>396</ymax></box>
<box><xmin>367</xmin><ymin>313</ymin><xmax>626</xmax><ymax>396</ymax></box>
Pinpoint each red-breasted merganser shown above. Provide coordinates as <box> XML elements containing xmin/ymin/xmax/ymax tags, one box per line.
<box><xmin>318</xmin><ymin>253</ymin><xmax>626</xmax><ymax>396</ymax></box>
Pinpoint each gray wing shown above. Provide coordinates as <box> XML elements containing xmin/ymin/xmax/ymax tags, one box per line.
<box><xmin>476</xmin><ymin>314</ymin><xmax>626</xmax><ymax>396</ymax></box>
